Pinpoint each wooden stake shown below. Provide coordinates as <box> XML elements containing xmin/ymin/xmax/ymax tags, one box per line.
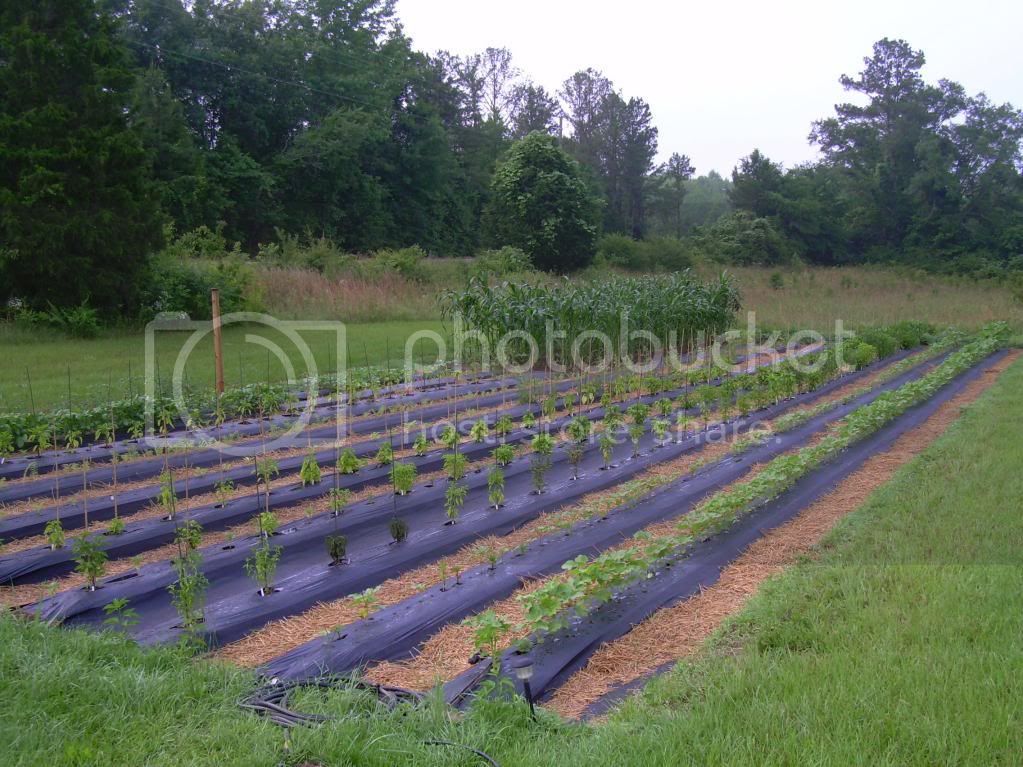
<box><xmin>211</xmin><ymin>288</ymin><xmax>225</xmax><ymax>395</ymax></box>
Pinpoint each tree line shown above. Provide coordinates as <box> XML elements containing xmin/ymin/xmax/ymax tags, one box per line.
<box><xmin>1</xmin><ymin>1</ymin><xmax>1021</xmax><ymax>316</ymax></box>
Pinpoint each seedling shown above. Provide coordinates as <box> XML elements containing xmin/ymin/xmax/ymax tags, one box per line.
<box><xmin>299</xmin><ymin>453</ymin><xmax>322</xmax><ymax>486</ymax></box>
<box><xmin>215</xmin><ymin>478</ymin><xmax>235</xmax><ymax>504</ymax></box>
<box><xmin>468</xmin><ymin>610</ymin><xmax>510</xmax><ymax>669</ymax></box>
<box><xmin>390</xmin><ymin>462</ymin><xmax>416</xmax><ymax>495</ymax></box>
<box><xmin>521</xmin><ymin>411</ymin><xmax>537</xmax><ymax>429</ymax></box>
<box><xmin>352</xmin><ymin>586</ymin><xmax>379</xmax><ymax>620</ymax></box>
<box><xmin>389</xmin><ymin>517</ymin><xmax>410</xmax><ymax>543</ymax></box>
<box><xmin>107</xmin><ymin>517</ymin><xmax>126</xmax><ymax>536</ymax></box>
<box><xmin>73</xmin><ymin>536</ymin><xmax>107</xmax><ymax>591</ymax></box>
<box><xmin>102</xmin><ymin>597</ymin><xmax>138</xmax><ymax>633</ymax></box>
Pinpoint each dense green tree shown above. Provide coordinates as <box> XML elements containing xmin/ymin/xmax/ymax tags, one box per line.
<box><xmin>648</xmin><ymin>153</ymin><xmax>695</xmax><ymax>238</ymax></box>
<box><xmin>0</xmin><ymin>0</ymin><xmax>162</xmax><ymax>313</ymax></box>
<box><xmin>484</xmin><ymin>132</ymin><xmax>601</xmax><ymax>272</ymax></box>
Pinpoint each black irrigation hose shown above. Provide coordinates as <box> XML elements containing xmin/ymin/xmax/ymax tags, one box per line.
<box><xmin>240</xmin><ymin>677</ymin><xmax>499</xmax><ymax>766</ymax></box>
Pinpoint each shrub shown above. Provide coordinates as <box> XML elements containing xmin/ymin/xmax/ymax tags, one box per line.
<box><xmin>369</xmin><ymin>245</ymin><xmax>427</xmax><ymax>281</ymax></box>
<box><xmin>326</xmin><ymin>534</ymin><xmax>347</xmax><ymax>565</ymax></box>
<box><xmin>472</xmin><ymin>246</ymin><xmax>532</xmax><ymax>276</ymax></box>
<box><xmin>856</xmin><ymin>327</ymin><xmax>898</xmax><ymax>359</ymax></box>
<box><xmin>388</xmin><ymin>517</ymin><xmax>409</xmax><ymax>543</ymax></box>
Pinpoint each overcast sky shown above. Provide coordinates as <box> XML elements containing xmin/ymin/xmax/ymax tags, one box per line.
<box><xmin>396</xmin><ymin>0</ymin><xmax>1023</xmax><ymax>176</ymax></box>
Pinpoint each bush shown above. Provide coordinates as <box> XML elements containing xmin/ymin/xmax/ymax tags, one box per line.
<box><xmin>369</xmin><ymin>245</ymin><xmax>427</xmax><ymax>281</ymax></box>
<box><xmin>843</xmin><ymin>339</ymin><xmax>878</xmax><ymax>369</ymax></box>
<box><xmin>17</xmin><ymin>301</ymin><xmax>100</xmax><ymax>338</ymax></box>
<box><xmin>886</xmin><ymin>320</ymin><xmax>935</xmax><ymax>349</ymax></box>
<box><xmin>695</xmin><ymin>211</ymin><xmax>798</xmax><ymax>266</ymax></box>
<box><xmin>141</xmin><ymin>254</ymin><xmax>256</xmax><ymax>320</ymax></box>
<box><xmin>856</xmin><ymin>327</ymin><xmax>898</xmax><ymax>359</ymax></box>
<box><xmin>472</xmin><ymin>246</ymin><xmax>533</xmax><ymax>277</ymax></box>
<box><xmin>595</xmin><ymin>235</ymin><xmax>693</xmax><ymax>272</ymax></box>
<box><xmin>257</xmin><ymin>231</ymin><xmax>354</xmax><ymax>275</ymax></box>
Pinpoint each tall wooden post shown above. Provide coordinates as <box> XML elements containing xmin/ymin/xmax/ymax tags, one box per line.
<box><xmin>211</xmin><ymin>289</ymin><xmax>225</xmax><ymax>395</ymax></box>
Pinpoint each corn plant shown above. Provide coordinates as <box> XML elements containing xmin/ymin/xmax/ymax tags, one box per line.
<box><xmin>337</xmin><ymin>448</ymin><xmax>362</xmax><ymax>474</ymax></box>
<box><xmin>72</xmin><ymin>536</ymin><xmax>107</xmax><ymax>591</ymax></box>
<box><xmin>445</xmin><ymin>481</ymin><xmax>467</xmax><ymax>524</ymax></box>
<box><xmin>44</xmin><ymin>519</ymin><xmax>65</xmax><ymax>550</ymax></box>
<box><xmin>487</xmin><ymin>466</ymin><xmax>505</xmax><ymax>509</ymax></box>
<box><xmin>390</xmin><ymin>462</ymin><xmax>416</xmax><ymax>495</ymax></box>
<box><xmin>299</xmin><ymin>453</ymin><xmax>321</xmax><ymax>486</ymax></box>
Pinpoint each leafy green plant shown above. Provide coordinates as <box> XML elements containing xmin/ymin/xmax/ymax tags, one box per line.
<box><xmin>102</xmin><ymin>597</ymin><xmax>138</xmax><ymax>633</ymax></box>
<box><xmin>493</xmin><ymin>443</ymin><xmax>517</xmax><ymax>467</ymax></box>
<box><xmin>352</xmin><ymin>586</ymin><xmax>379</xmax><ymax>620</ymax></box>
<box><xmin>494</xmin><ymin>415</ymin><xmax>514</xmax><ymax>440</ymax></box>
<box><xmin>73</xmin><ymin>536</ymin><xmax>107</xmax><ymax>591</ymax></box>
<box><xmin>444</xmin><ymin>481</ymin><xmax>468</xmax><ymax>524</ymax></box>
<box><xmin>599</xmin><ymin>432</ymin><xmax>616</xmax><ymax>469</ymax></box>
<box><xmin>652</xmin><ymin>419</ymin><xmax>670</xmax><ymax>446</ymax></box>
<box><xmin>214</xmin><ymin>478</ymin><xmax>235</xmax><ymax>504</ymax></box>
<box><xmin>388</xmin><ymin>517</ymin><xmax>410</xmax><ymax>543</ymax></box>
<box><xmin>628</xmin><ymin>422</ymin><xmax>645</xmax><ymax>457</ymax></box>
<box><xmin>467</xmin><ymin>610</ymin><xmax>511</xmax><ymax>668</ymax></box>
<box><xmin>326</xmin><ymin>534</ymin><xmax>347</xmax><ymax>565</ymax></box>
<box><xmin>412</xmin><ymin>432</ymin><xmax>430</xmax><ymax>456</ymax></box>
<box><xmin>567</xmin><ymin>442</ymin><xmax>585</xmax><ymax>480</ymax></box>
<box><xmin>106</xmin><ymin>517</ymin><xmax>126</xmax><ymax>536</ymax></box>
<box><xmin>245</xmin><ymin>538</ymin><xmax>282</xmax><ymax>597</ymax></box>
<box><xmin>44</xmin><ymin>519</ymin><xmax>65</xmax><ymax>550</ymax></box>
<box><xmin>469</xmin><ymin>419</ymin><xmax>489</xmax><ymax>443</ymax></box>
<box><xmin>299</xmin><ymin>453</ymin><xmax>321</xmax><ymax>486</ymax></box>
<box><xmin>375</xmin><ymin>440</ymin><xmax>393</xmax><ymax>466</ymax></box>
<box><xmin>337</xmin><ymin>448</ymin><xmax>362</xmax><ymax>474</ymax></box>
<box><xmin>443</xmin><ymin>451</ymin><xmax>468</xmax><ymax>481</ymax></box>
<box><xmin>487</xmin><ymin>466</ymin><xmax>505</xmax><ymax>509</ymax></box>
<box><xmin>329</xmin><ymin>487</ymin><xmax>352</xmax><ymax>518</ymax></box>
<box><xmin>521</xmin><ymin>411</ymin><xmax>536</xmax><ymax>429</ymax></box>
<box><xmin>257</xmin><ymin>510</ymin><xmax>279</xmax><ymax>538</ymax></box>
<box><xmin>438</xmin><ymin>424</ymin><xmax>459</xmax><ymax>449</ymax></box>
<box><xmin>390</xmin><ymin>462</ymin><xmax>416</xmax><ymax>495</ymax></box>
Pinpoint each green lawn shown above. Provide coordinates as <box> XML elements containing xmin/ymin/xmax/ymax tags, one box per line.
<box><xmin>0</xmin><ymin>319</ymin><xmax>446</xmax><ymax>413</ymax></box>
<box><xmin>1</xmin><ymin>356</ymin><xmax>1019</xmax><ymax>765</ymax></box>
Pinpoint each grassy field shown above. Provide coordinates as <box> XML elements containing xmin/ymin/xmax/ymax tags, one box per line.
<box><xmin>0</xmin><ymin>350</ymin><xmax>1019</xmax><ymax>766</ymax></box>
<box><xmin>2</xmin><ymin>264</ymin><xmax>1020</xmax><ymax>413</ymax></box>
<box><xmin>0</xmin><ymin>319</ymin><xmax>446</xmax><ymax>413</ymax></box>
